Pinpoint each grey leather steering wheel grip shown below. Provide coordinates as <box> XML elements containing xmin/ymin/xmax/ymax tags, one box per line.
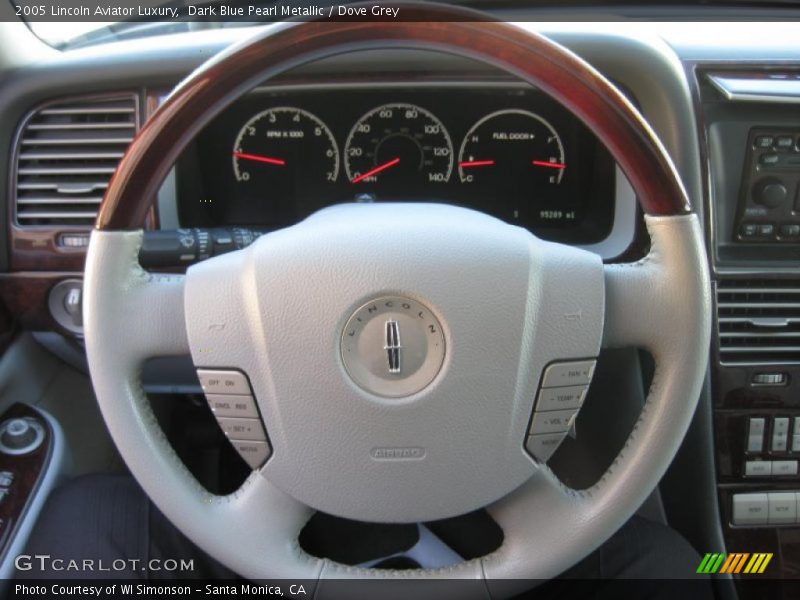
<box><xmin>83</xmin><ymin>5</ymin><xmax>711</xmax><ymax>593</ymax></box>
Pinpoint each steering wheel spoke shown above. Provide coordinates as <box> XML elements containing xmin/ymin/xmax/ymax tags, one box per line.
<box><xmin>84</xmin><ymin>230</ymin><xmax>189</xmax><ymax>361</ymax></box>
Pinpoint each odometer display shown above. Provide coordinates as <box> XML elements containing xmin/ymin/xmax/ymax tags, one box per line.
<box><xmin>344</xmin><ymin>103</ymin><xmax>453</xmax><ymax>193</ymax></box>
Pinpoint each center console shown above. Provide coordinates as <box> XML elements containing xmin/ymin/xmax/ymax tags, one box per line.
<box><xmin>0</xmin><ymin>403</ymin><xmax>62</xmax><ymax>583</ymax></box>
<box><xmin>698</xmin><ymin>65</ymin><xmax>800</xmax><ymax>589</ymax></box>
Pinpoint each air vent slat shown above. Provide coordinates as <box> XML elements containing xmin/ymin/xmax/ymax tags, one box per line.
<box><xmin>14</xmin><ymin>94</ymin><xmax>138</xmax><ymax>227</ymax></box>
<box><xmin>39</xmin><ymin>107</ymin><xmax>135</xmax><ymax>116</ymax></box>
<box><xmin>20</xmin><ymin>151</ymin><xmax>125</xmax><ymax>160</ymax></box>
<box><xmin>17</xmin><ymin>182</ymin><xmax>108</xmax><ymax>192</ymax></box>
<box><xmin>720</xmin><ymin>332</ymin><xmax>800</xmax><ymax>338</ymax></box>
<box><xmin>722</xmin><ymin>347</ymin><xmax>800</xmax><ymax>353</ymax></box>
<box><xmin>22</xmin><ymin>137</ymin><xmax>134</xmax><ymax>146</ymax></box>
<box><xmin>719</xmin><ymin>302</ymin><xmax>800</xmax><ymax>309</ymax></box>
<box><xmin>27</xmin><ymin>123</ymin><xmax>135</xmax><ymax>131</ymax></box>
<box><xmin>16</xmin><ymin>211</ymin><xmax>101</xmax><ymax>220</ymax></box>
<box><xmin>719</xmin><ymin>317</ymin><xmax>800</xmax><ymax>324</ymax></box>
<box><xmin>18</xmin><ymin>167</ymin><xmax>118</xmax><ymax>175</ymax></box>
<box><xmin>717</xmin><ymin>279</ymin><xmax>800</xmax><ymax>365</ymax></box>
<box><xmin>17</xmin><ymin>197</ymin><xmax>104</xmax><ymax>205</ymax></box>
<box><xmin>719</xmin><ymin>288</ymin><xmax>800</xmax><ymax>295</ymax></box>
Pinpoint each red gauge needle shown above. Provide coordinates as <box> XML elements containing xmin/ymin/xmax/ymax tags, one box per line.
<box><xmin>532</xmin><ymin>160</ymin><xmax>567</xmax><ymax>169</ymax></box>
<box><xmin>351</xmin><ymin>157</ymin><xmax>401</xmax><ymax>184</ymax></box>
<box><xmin>459</xmin><ymin>159</ymin><xmax>496</xmax><ymax>168</ymax></box>
<box><xmin>233</xmin><ymin>152</ymin><xmax>286</xmax><ymax>166</ymax></box>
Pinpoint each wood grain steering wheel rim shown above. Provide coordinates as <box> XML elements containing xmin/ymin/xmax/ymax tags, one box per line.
<box><xmin>97</xmin><ymin>4</ymin><xmax>689</xmax><ymax>230</ymax></box>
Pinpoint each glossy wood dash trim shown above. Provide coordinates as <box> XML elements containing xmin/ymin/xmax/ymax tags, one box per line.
<box><xmin>97</xmin><ymin>4</ymin><xmax>689</xmax><ymax>230</ymax></box>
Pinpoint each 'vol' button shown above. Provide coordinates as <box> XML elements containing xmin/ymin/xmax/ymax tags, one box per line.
<box><xmin>530</xmin><ymin>409</ymin><xmax>578</xmax><ymax>435</ymax></box>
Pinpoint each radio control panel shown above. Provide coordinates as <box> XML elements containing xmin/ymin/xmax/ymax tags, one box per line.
<box><xmin>735</xmin><ymin>128</ymin><xmax>800</xmax><ymax>243</ymax></box>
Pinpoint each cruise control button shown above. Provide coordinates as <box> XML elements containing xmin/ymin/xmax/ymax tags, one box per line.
<box><xmin>525</xmin><ymin>433</ymin><xmax>565</xmax><ymax>462</ymax></box>
<box><xmin>231</xmin><ymin>440</ymin><xmax>271</xmax><ymax>469</ymax></box>
<box><xmin>541</xmin><ymin>360</ymin><xmax>596</xmax><ymax>388</ymax></box>
<box><xmin>530</xmin><ymin>409</ymin><xmax>578</xmax><ymax>435</ymax></box>
<box><xmin>732</xmin><ymin>493</ymin><xmax>768</xmax><ymax>526</ymax></box>
<box><xmin>536</xmin><ymin>385</ymin><xmax>587</xmax><ymax>411</ymax></box>
<box><xmin>197</xmin><ymin>370</ymin><xmax>250</xmax><ymax>395</ymax></box>
<box><xmin>216</xmin><ymin>417</ymin><xmax>266</xmax><ymax>441</ymax></box>
<box><xmin>771</xmin><ymin>460</ymin><xmax>797</xmax><ymax>476</ymax></box>
<box><xmin>206</xmin><ymin>394</ymin><xmax>259</xmax><ymax>418</ymax></box>
<box><xmin>768</xmin><ymin>492</ymin><xmax>797</xmax><ymax>524</ymax></box>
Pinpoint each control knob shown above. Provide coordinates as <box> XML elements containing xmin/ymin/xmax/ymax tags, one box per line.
<box><xmin>753</xmin><ymin>178</ymin><xmax>788</xmax><ymax>209</ymax></box>
<box><xmin>0</xmin><ymin>417</ymin><xmax>44</xmax><ymax>455</ymax></box>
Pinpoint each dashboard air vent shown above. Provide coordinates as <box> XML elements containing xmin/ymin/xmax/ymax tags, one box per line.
<box><xmin>13</xmin><ymin>94</ymin><xmax>139</xmax><ymax>227</ymax></box>
<box><xmin>717</xmin><ymin>279</ymin><xmax>800</xmax><ymax>365</ymax></box>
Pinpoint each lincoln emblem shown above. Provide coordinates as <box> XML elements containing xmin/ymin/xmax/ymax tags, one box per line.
<box><xmin>384</xmin><ymin>320</ymin><xmax>402</xmax><ymax>374</ymax></box>
<box><xmin>341</xmin><ymin>295</ymin><xmax>445</xmax><ymax>397</ymax></box>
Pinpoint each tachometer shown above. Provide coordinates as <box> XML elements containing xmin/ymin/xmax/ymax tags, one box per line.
<box><xmin>344</xmin><ymin>103</ymin><xmax>453</xmax><ymax>189</ymax></box>
<box><xmin>458</xmin><ymin>109</ymin><xmax>566</xmax><ymax>186</ymax></box>
<box><xmin>232</xmin><ymin>107</ymin><xmax>339</xmax><ymax>191</ymax></box>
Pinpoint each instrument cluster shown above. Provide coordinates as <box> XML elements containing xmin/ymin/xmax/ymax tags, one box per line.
<box><xmin>177</xmin><ymin>86</ymin><xmax>616</xmax><ymax>244</ymax></box>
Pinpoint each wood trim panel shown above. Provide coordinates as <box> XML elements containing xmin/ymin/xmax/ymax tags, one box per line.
<box><xmin>9</xmin><ymin>226</ymin><xmax>87</xmax><ymax>272</ymax></box>
<box><xmin>97</xmin><ymin>5</ymin><xmax>690</xmax><ymax>230</ymax></box>
<box><xmin>0</xmin><ymin>404</ymin><xmax>53</xmax><ymax>568</ymax></box>
<box><xmin>0</xmin><ymin>273</ymin><xmax>82</xmax><ymax>333</ymax></box>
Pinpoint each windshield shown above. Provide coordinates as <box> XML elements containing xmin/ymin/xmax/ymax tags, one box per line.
<box><xmin>26</xmin><ymin>22</ymin><xmax>116</xmax><ymax>46</ymax></box>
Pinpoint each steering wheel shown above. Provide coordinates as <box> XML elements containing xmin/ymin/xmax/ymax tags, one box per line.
<box><xmin>83</xmin><ymin>4</ymin><xmax>710</xmax><ymax>595</ymax></box>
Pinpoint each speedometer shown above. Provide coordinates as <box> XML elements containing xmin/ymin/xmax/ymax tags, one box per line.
<box><xmin>232</xmin><ymin>107</ymin><xmax>339</xmax><ymax>191</ymax></box>
<box><xmin>344</xmin><ymin>103</ymin><xmax>453</xmax><ymax>189</ymax></box>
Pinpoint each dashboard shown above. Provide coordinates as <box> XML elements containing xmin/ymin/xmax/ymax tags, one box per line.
<box><xmin>176</xmin><ymin>85</ymin><xmax>616</xmax><ymax>245</ymax></box>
